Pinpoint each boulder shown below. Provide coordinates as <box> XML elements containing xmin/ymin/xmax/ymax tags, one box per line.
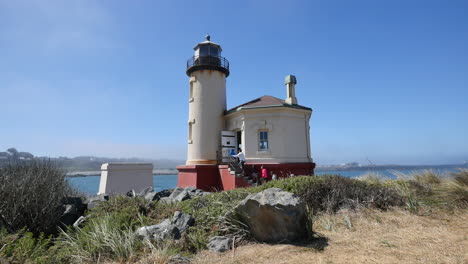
<box><xmin>59</xmin><ymin>204</ymin><xmax>79</xmax><ymax>226</ymax></box>
<box><xmin>173</xmin><ymin>190</ymin><xmax>191</xmax><ymax>202</ymax></box>
<box><xmin>152</xmin><ymin>189</ymin><xmax>173</xmax><ymax>201</ymax></box>
<box><xmin>159</xmin><ymin>197</ymin><xmax>175</xmax><ymax>204</ymax></box>
<box><xmin>138</xmin><ymin>187</ymin><xmax>154</xmax><ymax>196</ymax></box>
<box><xmin>233</xmin><ymin>188</ymin><xmax>306</xmax><ymax>242</ymax></box>
<box><xmin>135</xmin><ymin>211</ymin><xmax>194</xmax><ymax>241</ymax></box>
<box><xmin>59</xmin><ymin>197</ymin><xmax>86</xmax><ymax>227</ymax></box>
<box><xmin>126</xmin><ymin>189</ymin><xmax>137</xmax><ymax>197</ymax></box>
<box><xmin>143</xmin><ymin>191</ymin><xmax>157</xmax><ymax>201</ymax></box>
<box><xmin>207</xmin><ymin>236</ymin><xmax>232</xmax><ymax>253</ymax></box>
<box><xmin>185</xmin><ymin>186</ymin><xmax>211</xmax><ymax>198</ymax></box>
<box><xmin>158</xmin><ymin>187</ymin><xmax>210</xmax><ymax>203</ymax></box>
<box><xmin>169</xmin><ymin>187</ymin><xmax>185</xmax><ymax>199</ymax></box>
<box><xmin>135</xmin><ymin>219</ymin><xmax>181</xmax><ymax>241</ymax></box>
<box><xmin>85</xmin><ymin>194</ymin><xmax>109</xmax><ymax>210</ymax></box>
<box><xmin>172</xmin><ymin>211</ymin><xmax>195</xmax><ymax>233</ymax></box>
<box><xmin>61</xmin><ymin>197</ymin><xmax>85</xmax><ymax>208</ymax></box>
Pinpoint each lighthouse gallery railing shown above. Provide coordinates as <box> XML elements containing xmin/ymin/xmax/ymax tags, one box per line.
<box><xmin>186</xmin><ymin>55</ymin><xmax>230</xmax><ymax>73</ymax></box>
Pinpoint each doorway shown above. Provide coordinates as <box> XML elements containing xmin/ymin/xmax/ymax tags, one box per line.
<box><xmin>237</xmin><ymin>131</ymin><xmax>242</xmax><ymax>151</ymax></box>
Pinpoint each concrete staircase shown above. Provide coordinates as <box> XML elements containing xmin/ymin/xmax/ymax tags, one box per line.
<box><xmin>227</xmin><ymin>166</ymin><xmax>255</xmax><ymax>186</ymax></box>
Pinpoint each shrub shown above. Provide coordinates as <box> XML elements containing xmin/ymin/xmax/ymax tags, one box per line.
<box><xmin>299</xmin><ymin>175</ymin><xmax>404</xmax><ymax>213</ymax></box>
<box><xmin>453</xmin><ymin>169</ymin><xmax>468</xmax><ymax>186</ymax></box>
<box><xmin>0</xmin><ymin>229</ymin><xmax>52</xmax><ymax>264</ymax></box>
<box><xmin>431</xmin><ymin>170</ymin><xmax>468</xmax><ymax>209</ymax></box>
<box><xmin>86</xmin><ymin>196</ymin><xmax>154</xmax><ymax>227</ymax></box>
<box><xmin>412</xmin><ymin>170</ymin><xmax>442</xmax><ymax>185</ymax></box>
<box><xmin>58</xmin><ymin>213</ymin><xmax>144</xmax><ymax>263</ymax></box>
<box><xmin>0</xmin><ymin>160</ymin><xmax>76</xmax><ymax>235</ymax></box>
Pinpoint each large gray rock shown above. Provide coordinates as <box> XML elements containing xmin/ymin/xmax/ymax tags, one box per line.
<box><xmin>185</xmin><ymin>186</ymin><xmax>211</xmax><ymax>198</ymax></box>
<box><xmin>160</xmin><ymin>187</ymin><xmax>210</xmax><ymax>203</ymax></box>
<box><xmin>172</xmin><ymin>211</ymin><xmax>195</xmax><ymax>233</ymax></box>
<box><xmin>159</xmin><ymin>197</ymin><xmax>176</xmax><ymax>204</ymax></box>
<box><xmin>152</xmin><ymin>189</ymin><xmax>173</xmax><ymax>201</ymax></box>
<box><xmin>59</xmin><ymin>204</ymin><xmax>79</xmax><ymax>226</ymax></box>
<box><xmin>60</xmin><ymin>197</ymin><xmax>86</xmax><ymax>227</ymax></box>
<box><xmin>207</xmin><ymin>236</ymin><xmax>232</xmax><ymax>253</ymax></box>
<box><xmin>173</xmin><ymin>190</ymin><xmax>191</xmax><ymax>202</ymax></box>
<box><xmin>85</xmin><ymin>194</ymin><xmax>109</xmax><ymax>210</ymax></box>
<box><xmin>169</xmin><ymin>187</ymin><xmax>185</xmax><ymax>199</ymax></box>
<box><xmin>135</xmin><ymin>211</ymin><xmax>194</xmax><ymax>241</ymax></box>
<box><xmin>138</xmin><ymin>187</ymin><xmax>154</xmax><ymax>196</ymax></box>
<box><xmin>233</xmin><ymin>188</ymin><xmax>306</xmax><ymax>242</ymax></box>
<box><xmin>135</xmin><ymin>219</ymin><xmax>181</xmax><ymax>241</ymax></box>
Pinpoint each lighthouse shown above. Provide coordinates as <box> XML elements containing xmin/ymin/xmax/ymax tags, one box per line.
<box><xmin>177</xmin><ymin>36</ymin><xmax>315</xmax><ymax>191</ymax></box>
<box><xmin>185</xmin><ymin>35</ymin><xmax>229</xmax><ymax>165</ymax></box>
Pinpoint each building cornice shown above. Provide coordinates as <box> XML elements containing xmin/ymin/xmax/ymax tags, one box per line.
<box><xmin>224</xmin><ymin>104</ymin><xmax>312</xmax><ymax>118</ymax></box>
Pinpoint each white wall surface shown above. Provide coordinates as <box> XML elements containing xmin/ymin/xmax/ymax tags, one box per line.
<box><xmin>186</xmin><ymin>70</ymin><xmax>226</xmax><ymax>164</ymax></box>
<box><xmin>98</xmin><ymin>163</ymin><xmax>153</xmax><ymax>195</ymax></box>
<box><xmin>225</xmin><ymin>107</ymin><xmax>312</xmax><ymax>163</ymax></box>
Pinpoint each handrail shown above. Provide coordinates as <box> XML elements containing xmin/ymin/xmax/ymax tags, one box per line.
<box><xmin>227</xmin><ymin>155</ymin><xmax>243</xmax><ymax>174</ymax></box>
<box><xmin>186</xmin><ymin>55</ymin><xmax>230</xmax><ymax>77</ymax></box>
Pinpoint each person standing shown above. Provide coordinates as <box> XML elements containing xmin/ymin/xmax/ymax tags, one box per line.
<box><xmin>232</xmin><ymin>148</ymin><xmax>245</xmax><ymax>171</ymax></box>
<box><xmin>261</xmin><ymin>165</ymin><xmax>269</xmax><ymax>184</ymax></box>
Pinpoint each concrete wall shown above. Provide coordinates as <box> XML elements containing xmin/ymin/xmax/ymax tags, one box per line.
<box><xmin>225</xmin><ymin>107</ymin><xmax>312</xmax><ymax>163</ymax></box>
<box><xmin>98</xmin><ymin>163</ymin><xmax>153</xmax><ymax>195</ymax></box>
<box><xmin>186</xmin><ymin>70</ymin><xmax>226</xmax><ymax>165</ymax></box>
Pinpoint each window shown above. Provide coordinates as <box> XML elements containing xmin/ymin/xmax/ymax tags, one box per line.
<box><xmin>259</xmin><ymin>131</ymin><xmax>268</xmax><ymax>151</ymax></box>
<box><xmin>209</xmin><ymin>46</ymin><xmax>219</xmax><ymax>56</ymax></box>
<box><xmin>189</xmin><ymin>82</ymin><xmax>194</xmax><ymax>102</ymax></box>
<box><xmin>199</xmin><ymin>46</ymin><xmax>209</xmax><ymax>56</ymax></box>
<box><xmin>188</xmin><ymin>122</ymin><xmax>193</xmax><ymax>144</ymax></box>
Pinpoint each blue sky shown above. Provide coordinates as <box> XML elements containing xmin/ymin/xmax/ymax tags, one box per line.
<box><xmin>1</xmin><ymin>0</ymin><xmax>467</xmax><ymax>165</ymax></box>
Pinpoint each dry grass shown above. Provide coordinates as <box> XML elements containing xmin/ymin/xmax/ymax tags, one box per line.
<box><xmin>193</xmin><ymin>208</ymin><xmax>468</xmax><ymax>264</ymax></box>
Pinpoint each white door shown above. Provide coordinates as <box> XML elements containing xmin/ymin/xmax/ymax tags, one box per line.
<box><xmin>221</xmin><ymin>131</ymin><xmax>237</xmax><ymax>163</ymax></box>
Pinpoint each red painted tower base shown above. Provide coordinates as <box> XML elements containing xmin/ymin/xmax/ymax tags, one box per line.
<box><xmin>176</xmin><ymin>165</ymin><xmax>220</xmax><ymax>191</ymax></box>
<box><xmin>177</xmin><ymin>162</ymin><xmax>316</xmax><ymax>191</ymax></box>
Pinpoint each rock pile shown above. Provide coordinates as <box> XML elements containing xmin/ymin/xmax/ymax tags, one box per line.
<box><xmin>126</xmin><ymin>186</ymin><xmax>210</xmax><ymax>203</ymax></box>
<box><xmin>159</xmin><ymin>186</ymin><xmax>210</xmax><ymax>203</ymax></box>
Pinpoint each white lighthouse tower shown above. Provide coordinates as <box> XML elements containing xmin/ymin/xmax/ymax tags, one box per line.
<box><xmin>185</xmin><ymin>35</ymin><xmax>229</xmax><ymax>165</ymax></box>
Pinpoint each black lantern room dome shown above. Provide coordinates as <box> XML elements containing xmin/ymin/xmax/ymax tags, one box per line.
<box><xmin>186</xmin><ymin>35</ymin><xmax>230</xmax><ymax>77</ymax></box>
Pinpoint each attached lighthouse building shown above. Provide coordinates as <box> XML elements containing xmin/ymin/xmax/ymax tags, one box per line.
<box><xmin>177</xmin><ymin>36</ymin><xmax>315</xmax><ymax>191</ymax></box>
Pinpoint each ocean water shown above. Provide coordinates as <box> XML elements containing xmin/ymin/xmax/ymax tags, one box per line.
<box><xmin>67</xmin><ymin>168</ymin><xmax>458</xmax><ymax>195</ymax></box>
<box><xmin>316</xmin><ymin>168</ymin><xmax>457</xmax><ymax>179</ymax></box>
<box><xmin>67</xmin><ymin>174</ymin><xmax>178</xmax><ymax>196</ymax></box>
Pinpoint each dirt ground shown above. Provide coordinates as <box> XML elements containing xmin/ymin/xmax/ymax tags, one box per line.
<box><xmin>193</xmin><ymin>208</ymin><xmax>468</xmax><ymax>264</ymax></box>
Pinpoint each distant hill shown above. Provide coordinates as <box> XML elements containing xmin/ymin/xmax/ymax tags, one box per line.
<box><xmin>0</xmin><ymin>148</ymin><xmax>184</xmax><ymax>171</ymax></box>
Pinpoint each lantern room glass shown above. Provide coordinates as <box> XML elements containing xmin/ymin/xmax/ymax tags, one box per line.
<box><xmin>195</xmin><ymin>45</ymin><xmax>220</xmax><ymax>57</ymax></box>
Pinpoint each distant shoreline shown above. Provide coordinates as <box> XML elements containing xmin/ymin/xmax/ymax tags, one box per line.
<box><xmin>66</xmin><ymin>170</ymin><xmax>178</xmax><ymax>177</ymax></box>
<box><xmin>65</xmin><ymin>164</ymin><xmax>468</xmax><ymax>177</ymax></box>
<box><xmin>315</xmin><ymin>163</ymin><xmax>467</xmax><ymax>172</ymax></box>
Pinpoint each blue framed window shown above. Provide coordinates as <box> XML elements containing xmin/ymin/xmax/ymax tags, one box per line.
<box><xmin>259</xmin><ymin>131</ymin><xmax>268</xmax><ymax>151</ymax></box>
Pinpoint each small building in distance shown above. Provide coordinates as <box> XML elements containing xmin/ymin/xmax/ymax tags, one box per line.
<box><xmin>177</xmin><ymin>36</ymin><xmax>315</xmax><ymax>191</ymax></box>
